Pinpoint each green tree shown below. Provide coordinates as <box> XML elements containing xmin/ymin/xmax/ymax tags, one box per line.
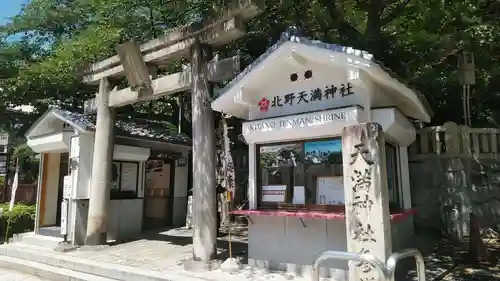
<box><xmin>1</xmin><ymin>0</ymin><xmax>500</xmax><ymax>127</ymax></box>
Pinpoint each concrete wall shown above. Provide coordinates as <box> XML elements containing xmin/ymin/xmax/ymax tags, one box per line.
<box><xmin>108</xmin><ymin>199</ymin><xmax>144</xmax><ymax>241</ymax></box>
<box><xmin>247</xmin><ymin>216</ymin><xmax>412</xmax><ymax>279</ymax></box>
<box><xmin>410</xmin><ymin>157</ymin><xmax>500</xmax><ymax>238</ymax></box>
<box><xmin>42</xmin><ymin>152</ymin><xmax>61</xmax><ymax>226</ymax></box>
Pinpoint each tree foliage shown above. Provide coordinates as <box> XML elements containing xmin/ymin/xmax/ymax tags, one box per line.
<box><xmin>0</xmin><ymin>0</ymin><xmax>499</xmax><ymax>128</ymax></box>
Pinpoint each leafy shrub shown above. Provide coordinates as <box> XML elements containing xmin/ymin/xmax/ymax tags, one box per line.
<box><xmin>0</xmin><ymin>203</ymin><xmax>36</xmax><ymax>241</ymax></box>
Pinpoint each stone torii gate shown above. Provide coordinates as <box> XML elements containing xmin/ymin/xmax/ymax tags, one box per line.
<box><xmin>82</xmin><ymin>0</ymin><xmax>265</xmax><ymax>263</ymax></box>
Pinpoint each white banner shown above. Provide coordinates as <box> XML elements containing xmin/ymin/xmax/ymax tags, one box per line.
<box><xmin>60</xmin><ymin>200</ymin><xmax>68</xmax><ymax>235</ymax></box>
<box><xmin>8</xmin><ymin>170</ymin><xmax>19</xmax><ymax>212</ymax></box>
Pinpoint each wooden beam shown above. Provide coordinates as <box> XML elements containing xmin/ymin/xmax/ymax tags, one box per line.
<box><xmin>83</xmin><ymin>18</ymin><xmax>245</xmax><ymax>84</ymax></box>
<box><xmin>84</xmin><ymin>56</ymin><xmax>240</xmax><ymax>113</ymax></box>
<box><xmin>85</xmin><ymin>0</ymin><xmax>264</xmax><ymax>76</ymax></box>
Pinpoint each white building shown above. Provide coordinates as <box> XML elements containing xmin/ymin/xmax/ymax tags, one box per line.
<box><xmin>211</xmin><ymin>28</ymin><xmax>432</xmax><ymax>278</ymax></box>
<box><xmin>25</xmin><ymin>108</ymin><xmax>191</xmax><ymax>245</ymax></box>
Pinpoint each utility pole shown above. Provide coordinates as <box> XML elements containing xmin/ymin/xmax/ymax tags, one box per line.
<box><xmin>458</xmin><ymin>51</ymin><xmax>475</xmax><ymax>127</ymax></box>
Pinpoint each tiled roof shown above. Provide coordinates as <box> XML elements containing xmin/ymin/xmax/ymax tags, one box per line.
<box><xmin>52</xmin><ymin>108</ymin><xmax>191</xmax><ymax>145</ymax></box>
<box><xmin>216</xmin><ymin>26</ymin><xmax>433</xmax><ymax>119</ymax></box>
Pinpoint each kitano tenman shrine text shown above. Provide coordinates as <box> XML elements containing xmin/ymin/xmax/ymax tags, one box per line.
<box><xmin>248</xmin><ymin>111</ymin><xmax>347</xmax><ymax>131</ymax></box>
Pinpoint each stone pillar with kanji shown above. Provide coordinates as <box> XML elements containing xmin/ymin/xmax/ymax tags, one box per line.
<box><xmin>342</xmin><ymin>123</ymin><xmax>392</xmax><ymax>281</ymax></box>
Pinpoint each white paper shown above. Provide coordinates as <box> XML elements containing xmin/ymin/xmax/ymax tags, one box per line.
<box><xmin>60</xmin><ymin>200</ymin><xmax>68</xmax><ymax>235</ymax></box>
<box><xmin>121</xmin><ymin>162</ymin><xmax>138</xmax><ymax>192</ymax></box>
<box><xmin>63</xmin><ymin>175</ymin><xmax>71</xmax><ymax>199</ymax></box>
<box><xmin>317</xmin><ymin>176</ymin><xmax>344</xmax><ymax>205</ymax></box>
<box><xmin>293</xmin><ymin>186</ymin><xmax>305</xmax><ymax>204</ymax></box>
<box><xmin>262</xmin><ymin>185</ymin><xmax>287</xmax><ymax>202</ymax></box>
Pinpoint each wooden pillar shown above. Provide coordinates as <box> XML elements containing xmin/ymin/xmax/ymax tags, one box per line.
<box><xmin>342</xmin><ymin>123</ymin><xmax>392</xmax><ymax>281</ymax></box>
<box><xmin>85</xmin><ymin>78</ymin><xmax>115</xmax><ymax>245</ymax></box>
<box><xmin>190</xmin><ymin>38</ymin><xmax>217</xmax><ymax>261</ymax></box>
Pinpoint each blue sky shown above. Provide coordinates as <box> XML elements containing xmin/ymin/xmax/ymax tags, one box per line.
<box><xmin>0</xmin><ymin>0</ymin><xmax>27</xmax><ymax>25</ymax></box>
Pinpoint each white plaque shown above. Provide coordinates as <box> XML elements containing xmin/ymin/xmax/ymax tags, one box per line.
<box><xmin>121</xmin><ymin>162</ymin><xmax>138</xmax><ymax>192</ymax></box>
<box><xmin>70</xmin><ymin>136</ymin><xmax>79</xmax><ymax>158</ymax></box>
<box><xmin>317</xmin><ymin>176</ymin><xmax>344</xmax><ymax>205</ymax></box>
<box><xmin>60</xmin><ymin>200</ymin><xmax>68</xmax><ymax>235</ymax></box>
<box><xmin>63</xmin><ymin>175</ymin><xmax>71</xmax><ymax>199</ymax></box>
<box><xmin>261</xmin><ymin>185</ymin><xmax>286</xmax><ymax>202</ymax></box>
<box><xmin>293</xmin><ymin>186</ymin><xmax>305</xmax><ymax>204</ymax></box>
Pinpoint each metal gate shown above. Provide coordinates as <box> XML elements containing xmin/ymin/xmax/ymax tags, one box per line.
<box><xmin>312</xmin><ymin>248</ymin><xmax>426</xmax><ymax>281</ymax></box>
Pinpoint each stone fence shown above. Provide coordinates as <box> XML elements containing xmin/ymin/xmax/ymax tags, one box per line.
<box><xmin>409</xmin><ymin>121</ymin><xmax>500</xmax><ymax>161</ymax></box>
<box><xmin>408</xmin><ymin>121</ymin><xmax>500</xmax><ymax>239</ymax></box>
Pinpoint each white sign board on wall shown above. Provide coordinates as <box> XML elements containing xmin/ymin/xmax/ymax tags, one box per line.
<box><xmin>261</xmin><ymin>185</ymin><xmax>287</xmax><ymax>202</ymax></box>
<box><xmin>242</xmin><ymin>106</ymin><xmax>362</xmax><ymax>144</ymax></box>
<box><xmin>121</xmin><ymin>162</ymin><xmax>138</xmax><ymax>192</ymax></box>
<box><xmin>317</xmin><ymin>176</ymin><xmax>344</xmax><ymax>205</ymax></box>
<box><xmin>63</xmin><ymin>175</ymin><xmax>71</xmax><ymax>199</ymax></box>
<box><xmin>246</xmin><ymin>63</ymin><xmax>365</xmax><ymax>120</ymax></box>
<box><xmin>60</xmin><ymin>200</ymin><xmax>68</xmax><ymax>235</ymax></box>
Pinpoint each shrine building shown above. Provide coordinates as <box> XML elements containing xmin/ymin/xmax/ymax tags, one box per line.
<box><xmin>211</xmin><ymin>28</ymin><xmax>432</xmax><ymax>279</ymax></box>
<box><xmin>25</xmin><ymin>108</ymin><xmax>191</xmax><ymax>246</ymax></box>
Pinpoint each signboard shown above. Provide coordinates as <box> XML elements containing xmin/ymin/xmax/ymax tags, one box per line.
<box><xmin>247</xmin><ymin>111</ymin><xmax>347</xmax><ymax>132</ymax></box>
<box><xmin>293</xmin><ymin>186</ymin><xmax>305</xmax><ymax>204</ymax></box>
<box><xmin>63</xmin><ymin>175</ymin><xmax>72</xmax><ymax>199</ymax></box>
<box><xmin>0</xmin><ymin>162</ymin><xmax>6</xmax><ymax>176</ymax></box>
<box><xmin>317</xmin><ymin>176</ymin><xmax>344</xmax><ymax>205</ymax></box>
<box><xmin>261</xmin><ymin>185</ymin><xmax>287</xmax><ymax>202</ymax></box>
<box><xmin>60</xmin><ymin>200</ymin><xmax>68</xmax><ymax>235</ymax></box>
<box><xmin>305</xmin><ymin>139</ymin><xmax>342</xmax><ymax>163</ymax></box>
<box><xmin>257</xmin><ymin>82</ymin><xmax>354</xmax><ymax>113</ymax></box>
<box><xmin>121</xmin><ymin>162</ymin><xmax>138</xmax><ymax>192</ymax></box>
<box><xmin>70</xmin><ymin>136</ymin><xmax>79</xmax><ymax>158</ymax></box>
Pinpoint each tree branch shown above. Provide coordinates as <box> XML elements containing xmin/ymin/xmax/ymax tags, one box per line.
<box><xmin>318</xmin><ymin>0</ymin><xmax>365</xmax><ymax>47</ymax></box>
<box><xmin>381</xmin><ymin>0</ymin><xmax>411</xmax><ymax>26</ymax></box>
<box><xmin>408</xmin><ymin>44</ymin><xmax>463</xmax><ymax>81</ymax></box>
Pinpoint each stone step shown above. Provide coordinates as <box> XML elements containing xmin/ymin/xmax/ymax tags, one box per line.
<box><xmin>0</xmin><ymin>244</ymin><xmax>207</xmax><ymax>281</ymax></box>
<box><xmin>0</xmin><ymin>255</ymin><xmax>119</xmax><ymax>281</ymax></box>
<box><xmin>12</xmin><ymin>232</ymin><xmax>64</xmax><ymax>249</ymax></box>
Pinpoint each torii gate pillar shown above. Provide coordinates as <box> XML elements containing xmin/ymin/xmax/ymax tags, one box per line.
<box><xmin>190</xmin><ymin>39</ymin><xmax>218</xmax><ymax>261</ymax></box>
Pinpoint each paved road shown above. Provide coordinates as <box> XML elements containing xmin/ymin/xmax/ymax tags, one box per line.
<box><xmin>0</xmin><ymin>268</ymin><xmax>49</xmax><ymax>280</ymax></box>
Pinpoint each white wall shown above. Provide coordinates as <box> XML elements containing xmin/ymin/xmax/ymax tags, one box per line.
<box><xmin>72</xmin><ymin>134</ymin><xmax>151</xmax><ymax>200</ymax></box>
<box><xmin>107</xmin><ymin>199</ymin><xmax>143</xmax><ymax>241</ymax></box>
<box><xmin>248</xmin><ymin>216</ymin><xmax>413</xmax><ymax>279</ymax></box>
<box><xmin>247</xmin><ymin>60</ymin><xmax>368</xmax><ymax>121</ymax></box>
<box><xmin>69</xmin><ymin>134</ymin><xmax>151</xmax><ymax>244</ymax></box>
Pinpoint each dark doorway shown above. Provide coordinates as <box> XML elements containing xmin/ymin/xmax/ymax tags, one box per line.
<box><xmin>143</xmin><ymin>159</ymin><xmax>175</xmax><ymax>230</ymax></box>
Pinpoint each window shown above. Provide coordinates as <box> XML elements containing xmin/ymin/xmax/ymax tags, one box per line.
<box><xmin>258</xmin><ymin>139</ymin><xmax>403</xmax><ymax>212</ymax></box>
<box><xmin>258</xmin><ymin>138</ymin><xmax>344</xmax><ymax>211</ymax></box>
<box><xmin>385</xmin><ymin>143</ymin><xmax>401</xmax><ymax>210</ymax></box>
<box><xmin>111</xmin><ymin>161</ymin><xmax>139</xmax><ymax>200</ymax></box>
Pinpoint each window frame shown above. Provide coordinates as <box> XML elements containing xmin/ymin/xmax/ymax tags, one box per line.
<box><xmin>110</xmin><ymin>160</ymin><xmax>140</xmax><ymax>200</ymax></box>
<box><xmin>256</xmin><ymin>137</ymin><xmax>345</xmax><ymax>213</ymax></box>
<box><xmin>256</xmin><ymin>138</ymin><xmax>404</xmax><ymax>213</ymax></box>
<box><xmin>385</xmin><ymin>141</ymin><xmax>402</xmax><ymax>211</ymax></box>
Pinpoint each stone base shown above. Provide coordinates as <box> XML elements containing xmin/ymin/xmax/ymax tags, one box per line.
<box><xmin>54</xmin><ymin>242</ymin><xmax>77</xmax><ymax>253</ymax></box>
<box><xmin>248</xmin><ymin>258</ymin><xmax>347</xmax><ymax>280</ymax></box>
<box><xmin>220</xmin><ymin>258</ymin><xmax>241</xmax><ymax>273</ymax></box>
<box><xmin>183</xmin><ymin>258</ymin><xmax>221</xmax><ymax>272</ymax></box>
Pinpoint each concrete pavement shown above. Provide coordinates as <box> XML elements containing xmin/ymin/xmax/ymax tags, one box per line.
<box><xmin>0</xmin><ymin>268</ymin><xmax>48</xmax><ymax>280</ymax></box>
